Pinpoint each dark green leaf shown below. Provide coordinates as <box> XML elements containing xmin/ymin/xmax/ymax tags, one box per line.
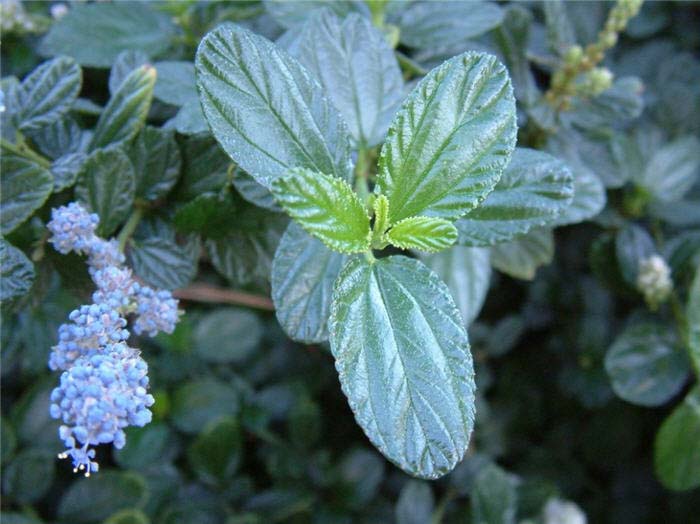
<box><xmin>113</xmin><ymin>423</ymin><xmax>176</xmax><ymax>470</ymax></box>
<box><xmin>109</xmin><ymin>50</ymin><xmax>150</xmax><ymax>95</ymax></box>
<box><xmin>292</xmin><ymin>9</ymin><xmax>403</xmax><ymax>148</ymax></box>
<box><xmin>386</xmin><ymin>216</ymin><xmax>458</xmax><ymax>252</ymax></box>
<box><xmin>654</xmin><ymin>387</ymin><xmax>700</xmax><ymax>491</ymax></box>
<box><xmin>0</xmin><ymin>143</ymin><xmax>53</xmax><ymax>234</ymax></box>
<box><xmin>395</xmin><ymin>481</ymin><xmax>434</xmax><ymax>524</ymax></box>
<box><xmin>193</xmin><ymin>308</ymin><xmax>262</xmax><ymax>363</ymax></box>
<box><xmin>605</xmin><ymin>322</ymin><xmax>689</xmax><ymax>407</ymax></box>
<box><xmin>89</xmin><ymin>65</ymin><xmax>156</xmax><ymax>151</ymax></box>
<box><xmin>338</xmin><ymin>448</ymin><xmax>385</xmax><ymax>508</ymax></box>
<box><xmin>2</xmin><ymin>449</ymin><xmax>55</xmax><ymax>504</ymax></box>
<box><xmin>271</xmin><ymin>222</ymin><xmax>348</xmax><ymax>342</ymax></box>
<box><xmin>188</xmin><ymin>417</ymin><xmax>242</xmax><ymax>485</ymax></box>
<box><xmin>173</xmin><ymin>193</ymin><xmax>237</xmax><ymax>236</ymax></box>
<box><xmin>57</xmin><ymin>471</ymin><xmax>148</xmax><ymax>523</ymax></box>
<box><xmin>177</xmin><ymin>136</ymin><xmax>230</xmax><ymax>201</ymax></box>
<box><xmin>154</xmin><ymin>61</ymin><xmax>197</xmax><ymax>107</ymax></box>
<box><xmin>104</xmin><ymin>509</ymin><xmax>150</xmax><ymax>524</ymax></box>
<box><xmin>688</xmin><ymin>269</ymin><xmax>700</xmax><ymax>374</ymax></box>
<box><xmin>615</xmin><ymin>224</ymin><xmax>656</xmax><ymax>286</ymax></box>
<box><xmin>270</xmin><ymin>168</ymin><xmax>370</xmax><ymax>254</ymax></box>
<box><xmin>232</xmin><ymin>168</ymin><xmax>280</xmax><ymax>211</ymax></box>
<box><xmin>40</xmin><ymin>2</ymin><xmax>175</xmax><ymax>68</ymax></box>
<box><xmin>27</xmin><ymin>116</ymin><xmax>83</xmax><ymax>160</ymax></box>
<box><xmin>490</xmin><ymin>228</ymin><xmax>553</xmax><ymax>280</ymax></box>
<box><xmin>329</xmin><ymin>256</ymin><xmax>475</xmax><ymax>478</ymax></box>
<box><xmin>195</xmin><ymin>23</ymin><xmax>353</xmax><ymax>188</ymax></box>
<box><xmin>470</xmin><ymin>464</ymin><xmax>518</xmax><ymax>524</ymax></box>
<box><xmin>17</xmin><ymin>56</ymin><xmax>82</xmax><ymax>132</ymax></box>
<box><xmin>0</xmin><ymin>240</ymin><xmax>34</xmax><ymax>303</ymax></box>
<box><xmin>634</xmin><ymin>135</ymin><xmax>700</xmax><ymax>203</ymax></box>
<box><xmin>171</xmin><ymin>378</ymin><xmax>240</xmax><ymax>434</ymax></box>
<box><xmin>455</xmin><ymin>148</ymin><xmax>573</xmax><ymax>246</ymax></box>
<box><xmin>75</xmin><ymin>148</ymin><xmax>135</xmax><ymax>236</ymax></box>
<box><xmin>421</xmin><ymin>246</ymin><xmax>491</xmax><ymax>326</ymax></box>
<box><xmin>127</xmin><ymin>126</ymin><xmax>181</xmax><ymax>201</ymax></box>
<box><xmin>377</xmin><ymin>52</ymin><xmax>516</xmax><ymax>223</ymax></box>
<box><xmin>51</xmin><ymin>152</ymin><xmax>87</xmax><ymax>191</ymax></box>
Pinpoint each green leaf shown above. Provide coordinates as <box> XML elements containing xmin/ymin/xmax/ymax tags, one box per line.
<box><xmin>154</xmin><ymin>61</ymin><xmax>197</xmax><ymax>106</ymax></box>
<box><xmin>470</xmin><ymin>464</ymin><xmax>518</xmax><ymax>524</ymax></box>
<box><xmin>490</xmin><ymin>228</ymin><xmax>554</xmax><ymax>280</ymax></box>
<box><xmin>270</xmin><ymin>168</ymin><xmax>370</xmax><ymax>254</ymax></box>
<box><xmin>615</xmin><ymin>224</ymin><xmax>656</xmax><ymax>286</ymax></box>
<box><xmin>688</xmin><ymin>268</ymin><xmax>700</xmax><ymax>375</ymax></box>
<box><xmin>232</xmin><ymin>168</ymin><xmax>280</xmax><ymax>211</ymax></box>
<box><xmin>109</xmin><ymin>50</ymin><xmax>150</xmax><ymax>95</ymax></box>
<box><xmin>567</xmin><ymin>76</ymin><xmax>644</xmax><ymax>130</ymax></box>
<box><xmin>0</xmin><ymin>143</ymin><xmax>53</xmax><ymax>235</ymax></box>
<box><xmin>171</xmin><ymin>378</ymin><xmax>240</xmax><ymax>434</ymax></box>
<box><xmin>89</xmin><ymin>65</ymin><xmax>156</xmax><ymax>151</ymax></box>
<box><xmin>549</xmin><ymin>164</ymin><xmax>606</xmax><ymax>227</ymax></box>
<box><xmin>386</xmin><ymin>216</ymin><xmax>458</xmax><ymax>252</ymax></box>
<box><xmin>75</xmin><ymin>148</ymin><xmax>135</xmax><ymax>236</ymax></box>
<box><xmin>455</xmin><ymin>148</ymin><xmax>573</xmax><ymax>247</ymax></box>
<box><xmin>264</xmin><ymin>0</ymin><xmax>369</xmax><ymax>29</ymax></box>
<box><xmin>58</xmin><ymin>471</ymin><xmax>148</xmax><ymax>523</ymax></box>
<box><xmin>51</xmin><ymin>152</ymin><xmax>87</xmax><ymax>192</ymax></box>
<box><xmin>128</xmin><ymin>220</ymin><xmax>198</xmax><ymax>290</ymax></box>
<box><xmin>40</xmin><ymin>2</ymin><xmax>175</xmax><ymax>68</ymax></box>
<box><xmin>195</xmin><ymin>23</ymin><xmax>353</xmax><ymax>188</ymax></box>
<box><xmin>188</xmin><ymin>416</ymin><xmax>242</xmax><ymax>485</ymax></box>
<box><xmin>421</xmin><ymin>246</ymin><xmax>491</xmax><ymax>326</ymax></box>
<box><xmin>27</xmin><ymin>116</ymin><xmax>83</xmax><ymax>160</ymax></box>
<box><xmin>167</xmin><ymin>101</ymin><xmax>208</xmax><ymax>135</ymax></box>
<box><xmin>605</xmin><ymin>322</ymin><xmax>689</xmax><ymax>407</ymax></box>
<box><xmin>0</xmin><ymin>240</ymin><xmax>35</xmax><ymax>303</ymax></box>
<box><xmin>377</xmin><ymin>52</ymin><xmax>516</xmax><ymax>223</ymax></box>
<box><xmin>113</xmin><ymin>423</ymin><xmax>175</xmax><ymax>470</ymax></box>
<box><xmin>17</xmin><ymin>56</ymin><xmax>82</xmax><ymax>132</ymax></box>
<box><xmin>291</xmin><ymin>9</ymin><xmax>403</xmax><ymax>148</ymax></box>
<box><xmin>397</xmin><ymin>1</ymin><xmax>504</xmax><ymax>50</ymax></box>
<box><xmin>127</xmin><ymin>127</ymin><xmax>181</xmax><ymax>200</ymax></box>
<box><xmin>177</xmin><ymin>135</ymin><xmax>230</xmax><ymax>201</ymax></box>
<box><xmin>338</xmin><ymin>448</ymin><xmax>385</xmax><ymax>508</ymax></box>
<box><xmin>104</xmin><ymin>509</ymin><xmax>150</xmax><ymax>524</ymax></box>
<box><xmin>634</xmin><ymin>135</ymin><xmax>700</xmax><ymax>203</ymax></box>
<box><xmin>2</xmin><ymin>449</ymin><xmax>55</xmax><ymax>504</ymax></box>
<box><xmin>654</xmin><ymin>387</ymin><xmax>700</xmax><ymax>491</ymax></box>
<box><xmin>329</xmin><ymin>256</ymin><xmax>476</xmax><ymax>479</ymax></box>
<box><xmin>271</xmin><ymin>222</ymin><xmax>349</xmax><ymax>343</ymax></box>
<box><xmin>395</xmin><ymin>481</ymin><xmax>434</xmax><ymax>524</ymax></box>
<box><xmin>193</xmin><ymin>308</ymin><xmax>262</xmax><ymax>363</ymax></box>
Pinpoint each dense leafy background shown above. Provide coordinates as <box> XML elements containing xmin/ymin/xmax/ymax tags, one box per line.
<box><xmin>2</xmin><ymin>1</ymin><xmax>700</xmax><ymax>523</ymax></box>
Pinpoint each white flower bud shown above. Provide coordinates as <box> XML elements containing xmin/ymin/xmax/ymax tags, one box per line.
<box><xmin>543</xmin><ymin>498</ymin><xmax>587</xmax><ymax>524</ymax></box>
<box><xmin>636</xmin><ymin>254</ymin><xmax>673</xmax><ymax>309</ymax></box>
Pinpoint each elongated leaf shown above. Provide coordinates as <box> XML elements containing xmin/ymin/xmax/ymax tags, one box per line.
<box><xmin>654</xmin><ymin>387</ymin><xmax>700</xmax><ymax>491</ymax></box>
<box><xmin>490</xmin><ymin>228</ymin><xmax>553</xmax><ymax>280</ymax></box>
<box><xmin>421</xmin><ymin>246</ymin><xmax>491</xmax><ymax>326</ymax></box>
<box><xmin>89</xmin><ymin>65</ymin><xmax>156</xmax><ymax>151</ymax></box>
<box><xmin>127</xmin><ymin>127</ymin><xmax>181</xmax><ymax>201</ymax></box>
<box><xmin>386</xmin><ymin>216</ymin><xmax>458</xmax><ymax>253</ymax></box>
<box><xmin>75</xmin><ymin>149</ymin><xmax>135</xmax><ymax>236</ymax></box>
<box><xmin>271</xmin><ymin>222</ymin><xmax>348</xmax><ymax>342</ymax></box>
<box><xmin>0</xmin><ymin>143</ymin><xmax>53</xmax><ymax>235</ymax></box>
<box><xmin>292</xmin><ymin>9</ymin><xmax>403</xmax><ymax>148</ymax></box>
<box><xmin>455</xmin><ymin>148</ymin><xmax>573</xmax><ymax>247</ymax></box>
<box><xmin>17</xmin><ymin>57</ymin><xmax>81</xmax><ymax>132</ymax></box>
<box><xmin>635</xmin><ymin>135</ymin><xmax>700</xmax><ymax>203</ymax></box>
<box><xmin>40</xmin><ymin>2</ymin><xmax>175</xmax><ymax>68</ymax></box>
<box><xmin>109</xmin><ymin>51</ymin><xmax>149</xmax><ymax>95</ymax></box>
<box><xmin>0</xmin><ymin>240</ymin><xmax>35</xmax><ymax>303</ymax></box>
<box><xmin>270</xmin><ymin>168</ymin><xmax>370</xmax><ymax>254</ymax></box>
<box><xmin>329</xmin><ymin>256</ymin><xmax>475</xmax><ymax>478</ymax></box>
<box><xmin>195</xmin><ymin>23</ymin><xmax>353</xmax><ymax>188</ymax></box>
<box><xmin>377</xmin><ymin>52</ymin><xmax>516</xmax><ymax>223</ymax></box>
<box><xmin>397</xmin><ymin>1</ymin><xmax>504</xmax><ymax>50</ymax></box>
<box><xmin>605</xmin><ymin>322</ymin><xmax>689</xmax><ymax>407</ymax></box>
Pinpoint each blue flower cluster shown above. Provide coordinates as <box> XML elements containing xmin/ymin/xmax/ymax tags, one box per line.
<box><xmin>47</xmin><ymin>202</ymin><xmax>181</xmax><ymax>476</ymax></box>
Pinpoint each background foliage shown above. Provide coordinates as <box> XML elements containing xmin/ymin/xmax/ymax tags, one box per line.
<box><xmin>2</xmin><ymin>1</ymin><xmax>700</xmax><ymax>523</ymax></box>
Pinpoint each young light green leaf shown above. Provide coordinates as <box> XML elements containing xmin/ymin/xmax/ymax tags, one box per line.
<box><xmin>0</xmin><ymin>240</ymin><xmax>35</xmax><ymax>303</ymax></box>
<box><xmin>455</xmin><ymin>148</ymin><xmax>574</xmax><ymax>247</ymax></box>
<box><xmin>195</xmin><ymin>23</ymin><xmax>353</xmax><ymax>188</ymax></box>
<box><xmin>329</xmin><ymin>256</ymin><xmax>476</xmax><ymax>479</ymax></box>
<box><xmin>634</xmin><ymin>135</ymin><xmax>700</xmax><ymax>203</ymax></box>
<box><xmin>490</xmin><ymin>228</ymin><xmax>554</xmax><ymax>280</ymax></box>
<box><xmin>605</xmin><ymin>322</ymin><xmax>689</xmax><ymax>407</ymax></box>
<box><xmin>89</xmin><ymin>65</ymin><xmax>156</xmax><ymax>151</ymax></box>
<box><xmin>271</xmin><ymin>222</ymin><xmax>349</xmax><ymax>343</ymax></box>
<box><xmin>127</xmin><ymin>127</ymin><xmax>181</xmax><ymax>201</ymax></box>
<box><xmin>470</xmin><ymin>464</ymin><xmax>518</xmax><ymax>524</ymax></box>
<box><xmin>0</xmin><ymin>143</ymin><xmax>53</xmax><ymax>235</ymax></box>
<box><xmin>40</xmin><ymin>2</ymin><xmax>175</xmax><ymax>68</ymax></box>
<box><xmin>17</xmin><ymin>57</ymin><xmax>82</xmax><ymax>132</ymax></box>
<box><xmin>688</xmin><ymin>268</ymin><xmax>700</xmax><ymax>375</ymax></box>
<box><xmin>377</xmin><ymin>52</ymin><xmax>517</xmax><ymax>223</ymax></box>
<box><xmin>292</xmin><ymin>9</ymin><xmax>403</xmax><ymax>148</ymax></box>
<box><xmin>654</xmin><ymin>387</ymin><xmax>700</xmax><ymax>491</ymax></box>
<box><xmin>421</xmin><ymin>246</ymin><xmax>491</xmax><ymax>326</ymax></box>
<box><xmin>270</xmin><ymin>168</ymin><xmax>371</xmax><ymax>254</ymax></box>
<box><xmin>386</xmin><ymin>216</ymin><xmax>458</xmax><ymax>253</ymax></box>
<box><xmin>75</xmin><ymin>149</ymin><xmax>135</xmax><ymax>236</ymax></box>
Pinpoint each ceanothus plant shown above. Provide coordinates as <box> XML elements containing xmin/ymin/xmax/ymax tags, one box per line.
<box><xmin>195</xmin><ymin>16</ymin><xmax>573</xmax><ymax>478</ymax></box>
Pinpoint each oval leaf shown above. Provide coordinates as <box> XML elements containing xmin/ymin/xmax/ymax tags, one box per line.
<box><xmin>195</xmin><ymin>23</ymin><xmax>353</xmax><ymax>187</ymax></box>
<box><xmin>490</xmin><ymin>228</ymin><xmax>553</xmax><ymax>280</ymax></box>
<box><xmin>376</xmin><ymin>51</ymin><xmax>517</xmax><ymax>223</ymax></box>
<box><xmin>329</xmin><ymin>255</ymin><xmax>476</xmax><ymax>479</ymax></box>
<box><xmin>0</xmin><ymin>240</ymin><xmax>35</xmax><ymax>303</ymax></box>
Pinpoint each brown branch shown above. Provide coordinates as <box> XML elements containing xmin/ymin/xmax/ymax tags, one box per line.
<box><xmin>174</xmin><ymin>282</ymin><xmax>275</xmax><ymax>311</ymax></box>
